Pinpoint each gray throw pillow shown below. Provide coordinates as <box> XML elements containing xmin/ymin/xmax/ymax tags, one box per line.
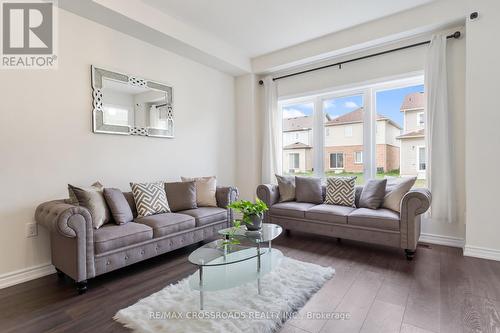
<box><xmin>165</xmin><ymin>181</ymin><xmax>197</xmax><ymax>212</ymax></box>
<box><xmin>276</xmin><ymin>175</ymin><xmax>295</xmax><ymax>202</ymax></box>
<box><xmin>123</xmin><ymin>192</ymin><xmax>138</xmax><ymax>218</ymax></box>
<box><xmin>103</xmin><ymin>188</ymin><xmax>134</xmax><ymax>225</ymax></box>
<box><xmin>325</xmin><ymin>177</ymin><xmax>356</xmax><ymax>207</ymax></box>
<box><xmin>295</xmin><ymin>176</ymin><xmax>323</xmax><ymax>204</ymax></box>
<box><xmin>359</xmin><ymin>179</ymin><xmax>387</xmax><ymax>209</ymax></box>
<box><xmin>130</xmin><ymin>182</ymin><xmax>170</xmax><ymax>218</ymax></box>
<box><xmin>68</xmin><ymin>184</ymin><xmax>111</xmax><ymax>229</ymax></box>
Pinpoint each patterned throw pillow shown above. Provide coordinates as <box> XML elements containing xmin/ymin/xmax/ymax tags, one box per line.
<box><xmin>325</xmin><ymin>177</ymin><xmax>356</xmax><ymax>207</ymax></box>
<box><xmin>130</xmin><ymin>182</ymin><xmax>170</xmax><ymax>218</ymax></box>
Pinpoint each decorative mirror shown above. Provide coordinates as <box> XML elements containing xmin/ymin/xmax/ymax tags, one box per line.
<box><xmin>91</xmin><ymin>65</ymin><xmax>174</xmax><ymax>138</ymax></box>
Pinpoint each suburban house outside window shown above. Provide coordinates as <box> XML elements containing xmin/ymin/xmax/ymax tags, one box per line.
<box><xmin>330</xmin><ymin>153</ymin><xmax>344</xmax><ymax>169</ymax></box>
<box><xmin>354</xmin><ymin>151</ymin><xmax>363</xmax><ymax>164</ymax></box>
<box><xmin>279</xmin><ymin>75</ymin><xmax>426</xmax><ymax>187</ymax></box>
<box><xmin>417</xmin><ymin>146</ymin><xmax>426</xmax><ymax>171</ymax></box>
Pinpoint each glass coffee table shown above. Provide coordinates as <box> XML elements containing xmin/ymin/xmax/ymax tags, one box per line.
<box><xmin>188</xmin><ymin>223</ymin><xmax>283</xmax><ymax>310</ymax></box>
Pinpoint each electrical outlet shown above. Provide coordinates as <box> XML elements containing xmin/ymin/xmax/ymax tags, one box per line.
<box><xmin>26</xmin><ymin>223</ymin><xmax>38</xmax><ymax>238</ymax></box>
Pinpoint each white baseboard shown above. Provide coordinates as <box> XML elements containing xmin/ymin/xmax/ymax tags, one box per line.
<box><xmin>464</xmin><ymin>245</ymin><xmax>500</xmax><ymax>262</ymax></box>
<box><xmin>0</xmin><ymin>263</ymin><xmax>55</xmax><ymax>289</ymax></box>
<box><xmin>419</xmin><ymin>233</ymin><xmax>465</xmax><ymax>248</ymax></box>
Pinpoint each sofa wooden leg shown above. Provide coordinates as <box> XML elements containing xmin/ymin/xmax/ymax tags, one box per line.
<box><xmin>55</xmin><ymin>268</ymin><xmax>65</xmax><ymax>279</ymax></box>
<box><xmin>285</xmin><ymin>229</ymin><xmax>291</xmax><ymax>237</ymax></box>
<box><xmin>76</xmin><ymin>280</ymin><xmax>88</xmax><ymax>295</ymax></box>
<box><xmin>336</xmin><ymin>238</ymin><xmax>342</xmax><ymax>243</ymax></box>
<box><xmin>404</xmin><ymin>249</ymin><xmax>416</xmax><ymax>261</ymax></box>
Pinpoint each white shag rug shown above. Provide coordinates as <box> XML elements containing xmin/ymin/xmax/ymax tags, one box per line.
<box><xmin>114</xmin><ymin>257</ymin><xmax>334</xmax><ymax>333</ymax></box>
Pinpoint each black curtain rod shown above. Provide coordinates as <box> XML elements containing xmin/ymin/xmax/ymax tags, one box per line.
<box><xmin>258</xmin><ymin>30</ymin><xmax>461</xmax><ymax>85</ymax></box>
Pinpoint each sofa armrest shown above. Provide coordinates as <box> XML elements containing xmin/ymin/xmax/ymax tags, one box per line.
<box><xmin>256</xmin><ymin>184</ymin><xmax>280</xmax><ymax>223</ymax></box>
<box><xmin>400</xmin><ymin>188</ymin><xmax>432</xmax><ymax>250</ymax></box>
<box><xmin>35</xmin><ymin>200</ymin><xmax>95</xmax><ymax>281</ymax></box>
<box><xmin>256</xmin><ymin>184</ymin><xmax>279</xmax><ymax>207</ymax></box>
<box><xmin>35</xmin><ymin>200</ymin><xmax>93</xmax><ymax>238</ymax></box>
<box><xmin>216</xmin><ymin>186</ymin><xmax>239</xmax><ymax>209</ymax></box>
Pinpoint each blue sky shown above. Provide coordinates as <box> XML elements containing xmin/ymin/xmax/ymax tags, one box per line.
<box><xmin>282</xmin><ymin>84</ymin><xmax>424</xmax><ymax>127</ymax></box>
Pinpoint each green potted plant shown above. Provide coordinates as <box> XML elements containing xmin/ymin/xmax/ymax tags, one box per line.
<box><xmin>228</xmin><ymin>198</ymin><xmax>269</xmax><ymax>231</ymax></box>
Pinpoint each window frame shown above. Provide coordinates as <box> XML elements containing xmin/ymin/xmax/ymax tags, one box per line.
<box><xmin>289</xmin><ymin>152</ymin><xmax>300</xmax><ymax>170</ymax></box>
<box><xmin>417</xmin><ymin>146</ymin><xmax>426</xmax><ymax>171</ymax></box>
<box><xmin>344</xmin><ymin>126</ymin><xmax>353</xmax><ymax>137</ymax></box>
<box><xmin>354</xmin><ymin>151</ymin><xmax>363</xmax><ymax>164</ymax></box>
<box><xmin>417</xmin><ymin>112</ymin><xmax>424</xmax><ymax>127</ymax></box>
<box><xmin>329</xmin><ymin>152</ymin><xmax>344</xmax><ymax>169</ymax></box>
<box><xmin>278</xmin><ymin>73</ymin><xmax>424</xmax><ymax>183</ymax></box>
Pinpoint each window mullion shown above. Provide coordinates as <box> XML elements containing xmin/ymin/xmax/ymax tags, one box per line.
<box><xmin>313</xmin><ymin>97</ymin><xmax>324</xmax><ymax>178</ymax></box>
<box><xmin>364</xmin><ymin>88</ymin><xmax>376</xmax><ymax>181</ymax></box>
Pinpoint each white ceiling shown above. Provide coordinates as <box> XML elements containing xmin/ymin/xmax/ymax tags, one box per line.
<box><xmin>142</xmin><ymin>0</ymin><xmax>434</xmax><ymax>58</ymax></box>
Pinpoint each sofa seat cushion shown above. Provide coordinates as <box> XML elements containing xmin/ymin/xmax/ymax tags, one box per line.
<box><xmin>94</xmin><ymin>222</ymin><xmax>153</xmax><ymax>254</ymax></box>
<box><xmin>135</xmin><ymin>213</ymin><xmax>195</xmax><ymax>238</ymax></box>
<box><xmin>348</xmin><ymin>208</ymin><xmax>400</xmax><ymax>231</ymax></box>
<box><xmin>178</xmin><ymin>207</ymin><xmax>227</xmax><ymax>227</ymax></box>
<box><xmin>305</xmin><ymin>204</ymin><xmax>356</xmax><ymax>224</ymax></box>
<box><xmin>270</xmin><ymin>202</ymin><xmax>317</xmax><ymax>218</ymax></box>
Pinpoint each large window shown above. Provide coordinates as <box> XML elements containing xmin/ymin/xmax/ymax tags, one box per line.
<box><xmin>279</xmin><ymin>75</ymin><xmax>426</xmax><ymax>188</ymax></box>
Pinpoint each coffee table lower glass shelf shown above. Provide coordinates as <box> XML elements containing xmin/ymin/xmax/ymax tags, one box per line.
<box><xmin>188</xmin><ymin>239</ymin><xmax>283</xmax><ymax>310</ymax></box>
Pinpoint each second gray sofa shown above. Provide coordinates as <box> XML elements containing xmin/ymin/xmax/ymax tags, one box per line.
<box><xmin>257</xmin><ymin>184</ymin><xmax>430</xmax><ymax>260</ymax></box>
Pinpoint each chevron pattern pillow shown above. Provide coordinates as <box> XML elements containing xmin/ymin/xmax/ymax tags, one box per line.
<box><xmin>325</xmin><ymin>177</ymin><xmax>356</xmax><ymax>207</ymax></box>
<box><xmin>130</xmin><ymin>182</ymin><xmax>170</xmax><ymax>218</ymax></box>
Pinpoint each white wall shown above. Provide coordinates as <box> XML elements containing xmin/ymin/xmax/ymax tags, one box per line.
<box><xmin>464</xmin><ymin>0</ymin><xmax>500</xmax><ymax>258</ymax></box>
<box><xmin>0</xmin><ymin>8</ymin><xmax>236</xmax><ymax>278</ymax></box>
<box><xmin>235</xmin><ymin>74</ymin><xmax>260</xmax><ymax>200</ymax></box>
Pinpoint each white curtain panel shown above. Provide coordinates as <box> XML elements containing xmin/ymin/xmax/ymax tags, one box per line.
<box><xmin>261</xmin><ymin>76</ymin><xmax>282</xmax><ymax>184</ymax></box>
<box><xmin>425</xmin><ymin>33</ymin><xmax>457</xmax><ymax>223</ymax></box>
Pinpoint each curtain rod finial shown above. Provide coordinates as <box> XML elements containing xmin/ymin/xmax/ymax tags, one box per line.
<box><xmin>453</xmin><ymin>31</ymin><xmax>461</xmax><ymax>39</ymax></box>
<box><xmin>258</xmin><ymin>80</ymin><xmax>264</xmax><ymax>85</ymax></box>
<box><xmin>470</xmin><ymin>12</ymin><xmax>478</xmax><ymax>20</ymax></box>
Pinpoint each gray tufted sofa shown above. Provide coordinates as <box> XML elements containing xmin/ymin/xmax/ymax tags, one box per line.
<box><xmin>35</xmin><ymin>186</ymin><xmax>238</xmax><ymax>294</ymax></box>
<box><xmin>257</xmin><ymin>184</ymin><xmax>430</xmax><ymax>260</ymax></box>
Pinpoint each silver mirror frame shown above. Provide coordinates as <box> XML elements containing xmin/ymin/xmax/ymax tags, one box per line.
<box><xmin>91</xmin><ymin>65</ymin><xmax>174</xmax><ymax>138</ymax></box>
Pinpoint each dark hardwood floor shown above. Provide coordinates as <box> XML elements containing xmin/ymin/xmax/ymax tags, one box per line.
<box><xmin>1</xmin><ymin>232</ymin><xmax>499</xmax><ymax>333</ymax></box>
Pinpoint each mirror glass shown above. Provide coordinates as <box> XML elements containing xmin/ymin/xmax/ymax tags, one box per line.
<box><xmin>101</xmin><ymin>78</ymin><xmax>168</xmax><ymax>129</ymax></box>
